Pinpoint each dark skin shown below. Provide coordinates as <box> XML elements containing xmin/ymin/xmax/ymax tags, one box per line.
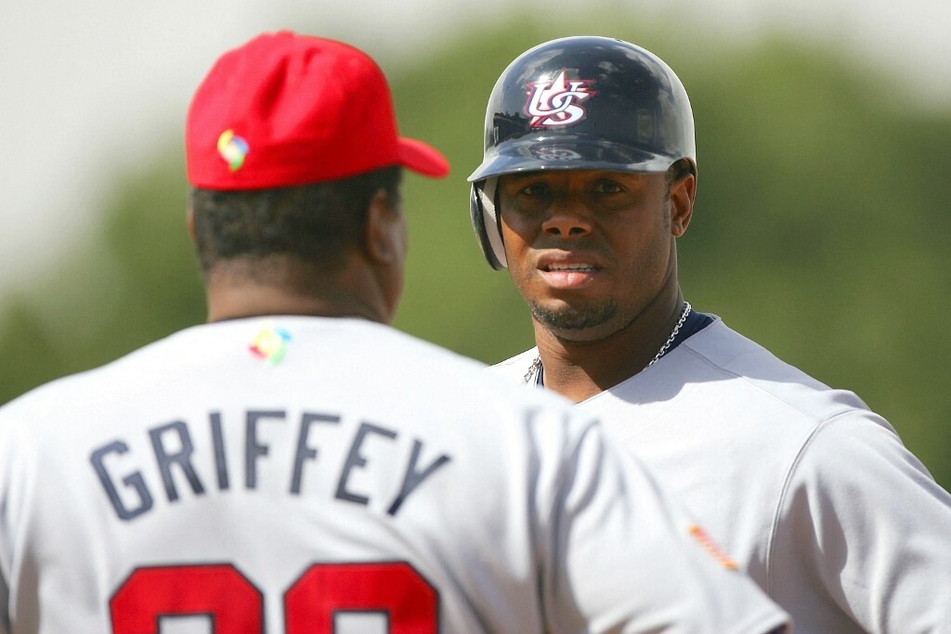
<box><xmin>497</xmin><ymin>167</ymin><xmax>696</xmax><ymax>403</ymax></box>
<box><xmin>186</xmin><ymin>189</ymin><xmax>407</xmax><ymax>325</ymax></box>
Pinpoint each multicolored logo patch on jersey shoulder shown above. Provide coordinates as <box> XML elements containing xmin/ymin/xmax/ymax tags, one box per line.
<box><xmin>688</xmin><ymin>524</ymin><xmax>739</xmax><ymax>570</ymax></box>
<box><xmin>249</xmin><ymin>323</ymin><xmax>292</xmax><ymax>365</ymax></box>
<box><xmin>217</xmin><ymin>129</ymin><xmax>250</xmax><ymax>172</ymax></box>
<box><xmin>525</xmin><ymin>70</ymin><xmax>597</xmax><ymax>128</ymax></box>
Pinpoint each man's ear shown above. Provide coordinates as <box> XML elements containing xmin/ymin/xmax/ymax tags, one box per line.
<box><xmin>364</xmin><ymin>189</ymin><xmax>403</xmax><ymax>265</ymax></box>
<box><xmin>669</xmin><ymin>171</ymin><xmax>696</xmax><ymax>238</ymax></box>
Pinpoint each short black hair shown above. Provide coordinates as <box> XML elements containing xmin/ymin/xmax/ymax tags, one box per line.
<box><xmin>190</xmin><ymin>166</ymin><xmax>402</xmax><ymax>275</ymax></box>
<box><xmin>665</xmin><ymin>158</ymin><xmax>695</xmax><ymax>188</ymax></box>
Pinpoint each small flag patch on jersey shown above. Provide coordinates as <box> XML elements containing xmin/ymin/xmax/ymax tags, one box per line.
<box><xmin>688</xmin><ymin>524</ymin><xmax>739</xmax><ymax>570</ymax></box>
<box><xmin>249</xmin><ymin>323</ymin><xmax>291</xmax><ymax>365</ymax></box>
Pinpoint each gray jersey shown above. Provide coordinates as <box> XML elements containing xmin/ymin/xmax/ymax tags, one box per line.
<box><xmin>492</xmin><ymin>316</ymin><xmax>951</xmax><ymax>633</ymax></box>
<box><xmin>0</xmin><ymin>316</ymin><xmax>787</xmax><ymax>633</ymax></box>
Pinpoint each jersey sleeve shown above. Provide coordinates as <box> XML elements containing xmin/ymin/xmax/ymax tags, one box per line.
<box><xmin>771</xmin><ymin>411</ymin><xmax>951</xmax><ymax>632</ymax></box>
<box><xmin>0</xmin><ymin>414</ymin><xmax>21</xmax><ymax>634</ymax></box>
<box><xmin>0</xmin><ymin>567</ymin><xmax>8</xmax><ymax>634</ymax></box>
<box><xmin>0</xmin><ymin>405</ymin><xmax>44</xmax><ymax>634</ymax></box>
<box><xmin>532</xmin><ymin>412</ymin><xmax>791</xmax><ymax>634</ymax></box>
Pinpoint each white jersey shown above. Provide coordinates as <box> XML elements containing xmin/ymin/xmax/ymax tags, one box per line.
<box><xmin>0</xmin><ymin>316</ymin><xmax>787</xmax><ymax>634</ymax></box>
<box><xmin>492</xmin><ymin>316</ymin><xmax>951</xmax><ymax>633</ymax></box>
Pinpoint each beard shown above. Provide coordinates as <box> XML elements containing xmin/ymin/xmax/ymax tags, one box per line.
<box><xmin>529</xmin><ymin>299</ymin><xmax>618</xmax><ymax>331</ymax></box>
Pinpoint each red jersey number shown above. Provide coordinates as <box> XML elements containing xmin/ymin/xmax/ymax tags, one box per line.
<box><xmin>110</xmin><ymin>562</ymin><xmax>438</xmax><ymax>633</ymax></box>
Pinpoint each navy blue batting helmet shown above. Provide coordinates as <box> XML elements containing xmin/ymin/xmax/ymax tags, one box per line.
<box><xmin>468</xmin><ymin>36</ymin><xmax>696</xmax><ymax>269</ymax></box>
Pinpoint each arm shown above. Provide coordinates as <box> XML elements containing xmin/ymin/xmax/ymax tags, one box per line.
<box><xmin>534</xmin><ymin>413</ymin><xmax>790</xmax><ymax>634</ymax></box>
<box><xmin>772</xmin><ymin>411</ymin><xmax>951</xmax><ymax>632</ymax></box>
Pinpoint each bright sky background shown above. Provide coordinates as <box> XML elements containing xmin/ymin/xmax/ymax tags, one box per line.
<box><xmin>2</xmin><ymin>0</ymin><xmax>949</xmax><ymax>296</ymax></box>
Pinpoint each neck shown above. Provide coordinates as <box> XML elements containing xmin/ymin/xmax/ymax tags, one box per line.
<box><xmin>203</xmin><ymin>256</ymin><xmax>393</xmax><ymax>324</ymax></box>
<box><xmin>534</xmin><ymin>287</ymin><xmax>685</xmax><ymax>403</ymax></box>
<box><xmin>205</xmin><ymin>283</ymin><xmax>386</xmax><ymax>323</ymax></box>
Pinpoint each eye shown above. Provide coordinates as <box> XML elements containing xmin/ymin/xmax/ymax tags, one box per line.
<box><xmin>593</xmin><ymin>179</ymin><xmax>624</xmax><ymax>194</ymax></box>
<box><xmin>520</xmin><ymin>181</ymin><xmax>551</xmax><ymax>197</ymax></box>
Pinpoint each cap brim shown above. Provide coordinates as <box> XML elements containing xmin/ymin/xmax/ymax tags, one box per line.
<box><xmin>398</xmin><ymin>137</ymin><xmax>450</xmax><ymax>178</ymax></box>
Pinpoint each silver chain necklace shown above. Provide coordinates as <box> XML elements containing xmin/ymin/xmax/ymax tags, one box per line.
<box><xmin>523</xmin><ymin>301</ymin><xmax>693</xmax><ymax>385</ymax></box>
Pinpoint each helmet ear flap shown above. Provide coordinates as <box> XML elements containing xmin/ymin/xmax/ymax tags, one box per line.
<box><xmin>469</xmin><ymin>178</ymin><xmax>507</xmax><ymax>270</ymax></box>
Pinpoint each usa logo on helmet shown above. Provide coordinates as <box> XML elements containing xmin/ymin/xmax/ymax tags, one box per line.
<box><xmin>525</xmin><ymin>70</ymin><xmax>597</xmax><ymax>128</ymax></box>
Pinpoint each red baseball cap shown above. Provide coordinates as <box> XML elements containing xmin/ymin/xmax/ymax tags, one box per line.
<box><xmin>186</xmin><ymin>31</ymin><xmax>450</xmax><ymax>190</ymax></box>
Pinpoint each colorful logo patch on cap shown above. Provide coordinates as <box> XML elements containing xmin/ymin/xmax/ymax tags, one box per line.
<box><xmin>249</xmin><ymin>323</ymin><xmax>291</xmax><ymax>365</ymax></box>
<box><xmin>525</xmin><ymin>70</ymin><xmax>597</xmax><ymax>128</ymax></box>
<box><xmin>688</xmin><ymin>524</ymin><xmax>739</xmax><ymax>570</ymax></box>
<box><xmin>217</xmin><ymin>129</ymin><xmax>250</xmax><ymax>172</ymax></box>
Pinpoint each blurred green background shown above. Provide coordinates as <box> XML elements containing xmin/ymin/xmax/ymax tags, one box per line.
<box><xmin>1</xmin><ymin>16</ymin><xmax>948</xmax><ymax>489</ymax></box>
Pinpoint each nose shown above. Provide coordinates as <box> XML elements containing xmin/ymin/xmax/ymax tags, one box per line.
<box><xmin>541</xmin><ymin>198</ymin><xmax>592</xmax><ymax>237</ymax></box>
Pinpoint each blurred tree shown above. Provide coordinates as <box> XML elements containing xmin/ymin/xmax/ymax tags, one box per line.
<box><xmin>0</xmin><ymin>156</ymin><xmax>205</xmax><ymax>404</ymax></box>
<box><xmin>677</xmin><ymin>38</ymin><xmax>951</xmax><ymax>487</ymax></box>
<box><xmin>0</xmin><ymin>17</ymin><xmax>947</xmax><ymax>489</ymax></box>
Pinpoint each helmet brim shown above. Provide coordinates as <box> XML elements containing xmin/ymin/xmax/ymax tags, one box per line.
<box><xmin>467</xmin><ymin>136</ymin><xmax>678</xmax><ymax>182</ymax></box>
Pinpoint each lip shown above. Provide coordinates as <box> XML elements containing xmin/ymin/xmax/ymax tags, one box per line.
<box><xmin>536</xmin><ymin>251</ymin><xmax>603</xmax><ymax>290</ymax></box>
